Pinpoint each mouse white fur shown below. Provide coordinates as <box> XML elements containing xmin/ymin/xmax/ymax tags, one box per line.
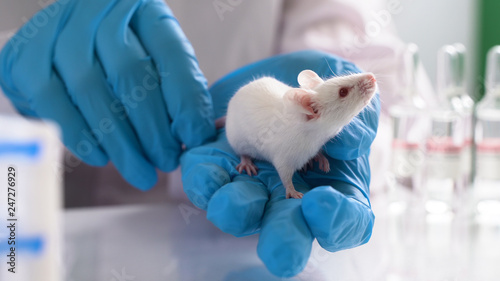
<box><xmin>224</xmin><ymin>70</ymin><xmax>377</xmax><ymax>199</ymax></box>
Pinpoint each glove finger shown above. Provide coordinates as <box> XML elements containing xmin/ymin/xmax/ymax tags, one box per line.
<box><xmin>301</xmin><ymin>153</ymin><xmax>374</xmax><ymax>251</ymax></box>
<box><xmin>302</xmin><ymin>185</ymin><xmax>374</xmax><ymax>252</ymax></box>
<box><xmin>205</xmin><ymin>145</ymin><xmax>308</xmax><ymax>237</ymax></box>
<box><xmin>53</xmin><ymin>0</ymin><xmax>157</xmax><ymax>189</ymax></box>
<box><xmin>0</xmin><ymin>1</ymin><xmax>108</xmax><ymax>166</ymax></box>
<box><xmin>180</xmin><ymin>134</ymin><xmax>237</xmax><ymax>210</ymax></box>
<box><xmin>257</xmin><ymin>181</ymin><xmax>314</xmax><ymax>278</ymax></box>
<box><xmin>130</xmin><ymin>0</ymin><xmax>215</xmax><ymax>149</ymax></box>
<box><xmin>206</xmin><ymin>175</ymin><xmax>268</xmax><ymax>237</ymax></box>
<box><xmin>0</xmin><ymin>79</ymin><xmax>37</xmax><ymax>117</ymax></box>
<box><xmin>95</xmin><ymin>0</ymin><xmax>180</xmax><ymax>172</ymax></box>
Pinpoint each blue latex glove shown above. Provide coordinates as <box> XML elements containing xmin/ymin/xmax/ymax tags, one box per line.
<box><xmin>181</xmin><ymin>50</ymin><xmax>380</xmax><ymax>277</ymax></box>
<box><xmin>0</xmin><ymin>0</ymin><xmax>214</xmax><ymax>190</ymax></box>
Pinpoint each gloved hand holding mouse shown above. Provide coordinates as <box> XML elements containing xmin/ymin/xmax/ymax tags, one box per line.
<box><xmin>0</xmin><ymin>0</ymin><xmax>379</xmax><ymax>276</ymax></box>
<box><xmin>181</xmin><ymin>50</ymin><xmax>380</xmax><ymax>277</ymax></box>
<box><xmin>0</xmin><ymin>0</ymin><xmax>215</xmax><ymax>190</ymax></box>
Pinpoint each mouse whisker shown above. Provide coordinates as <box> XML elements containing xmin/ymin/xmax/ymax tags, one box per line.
<box><xmin>324</xmin><ymin>57</ymin><xmax>336</xmax><ymax>77</ymax></box>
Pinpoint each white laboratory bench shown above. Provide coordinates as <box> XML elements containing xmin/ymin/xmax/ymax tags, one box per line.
<box><xmin>64</xmin><ymin>196</ymin><xmax>500</xmax><ymax>281</ymax></box>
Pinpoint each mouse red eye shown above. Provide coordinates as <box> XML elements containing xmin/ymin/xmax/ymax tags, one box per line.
<box><xmin>339</xmin><ymin>87</ymin><xmax>349</xmax><ymax>98</ymax></box>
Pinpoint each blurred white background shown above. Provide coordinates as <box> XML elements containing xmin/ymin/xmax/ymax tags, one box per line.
<box><xmin>0</xmin><ymin>0</ymin><xmax>480</xmax><ymax>105</ymax></box>
<box><xmin>392</xmin><ymin>0</ymin><xmax>478</xmax><ymax>99</ymax></box>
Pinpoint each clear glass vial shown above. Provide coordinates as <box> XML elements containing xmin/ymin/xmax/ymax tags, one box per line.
<box><xmin>437</xmin><ymin>44</ymin><xmax>474</xmax><ymax>188</ymax></box>
<box><xmin>424</xmin><ymin>111</ymin><xmax>464</xmax><ymax>214</ymax></box>
<box><xmin>389</xmin><ymin>44</ymin><xmax>428</xmax><ymax>207</ymax></box>
<box><xmin>423</xmin><ymin>44</ymin><xmax>473</xmax><ymax>215</ymax></box>
<box><xmin>474</xmin><ymin>46</ymin><xmax>500</xmax><ymax>217</ymax></box>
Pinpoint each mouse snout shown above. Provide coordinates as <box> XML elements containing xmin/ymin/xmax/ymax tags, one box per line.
<box><xmin>357</xmin><ymin>73</ymin><xmax>377</xmax><ymax>97</ymax></box>
<box><xmin>368</xmin><ymin>74</ymin><xmax>376</xmax><ymax>83</ymax></box>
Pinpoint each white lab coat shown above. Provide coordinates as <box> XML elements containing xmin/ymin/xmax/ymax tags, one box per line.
<box><xmin>0</xmin><ymin>0</ymin><xmax>434</xmax><ymax>206</ymax></box>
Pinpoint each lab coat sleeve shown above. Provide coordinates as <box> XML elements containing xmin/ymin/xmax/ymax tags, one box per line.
<box><xmin>277</xmin><ymin>0</ymin><xmax>437</xmax><ymax>193</ymax></box>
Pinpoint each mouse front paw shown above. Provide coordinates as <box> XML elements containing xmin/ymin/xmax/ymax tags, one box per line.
<box><xmin>286</xmin><ymin>189</ymin><xmax>304</xmax><ymax>199</ymax></box>
<box><xmin>236</xmin><ymin>155</ymin><xmax>258</xmax><ymax>176</ymax></box>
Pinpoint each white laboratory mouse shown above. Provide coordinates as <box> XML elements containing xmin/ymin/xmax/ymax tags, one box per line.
<box><xmin>224</xmin><ymin>70</ymin><xmax>377</xmax><ymax>199</ymax></box>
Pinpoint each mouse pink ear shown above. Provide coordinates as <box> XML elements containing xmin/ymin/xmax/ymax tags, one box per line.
<box><xmin>297</xmin><ymin>70</ymin><xmax>323</xmax><ymax>89</ymax></box>
<box><xmin>284</xmin><ymin>88</ymin><xmax>320</xmax><ymax>120</ymax></box>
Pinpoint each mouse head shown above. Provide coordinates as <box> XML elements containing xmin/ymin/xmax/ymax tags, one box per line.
<box><xmin>285</xmin><ymin>70</ymin><xmax>377</xmax><ymax>124</ymax></box>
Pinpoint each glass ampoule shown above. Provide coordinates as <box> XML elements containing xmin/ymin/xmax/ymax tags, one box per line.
<box><xmin>473</xmin><ymin>45</ymin><xmax>500</xmax><ymax>217</ymax></box>
<box><xmin>424</xmin><ymin>112</ymin><xmax>464</xmax><ymax>214</ymax></box>
<box><xmin>424</xmin><ymin>44</ymin><xmax>470</xmax><ymax>215</ymax></box>
<box><xmin>388</xmin><ymin>43</ymin><xmax>428</xmax><ymax>208</ymax></box>
<box><xmin>437</xmin><ymin>44</ymin><xmax>474</xmax><ymax>187</ymax></box>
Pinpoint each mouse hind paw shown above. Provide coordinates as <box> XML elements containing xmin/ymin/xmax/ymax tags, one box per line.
<box><xmin>300</xmin><ymin>151</ymin><xmax>330</xmax><ymax>173</ymax></box>
<box><xmin>286</xmin><ymin>189</ymin><xmax>304</xmax><ymax>199</ymax></box>
<box><xmin>314</xmin><ymin>151</ymin><xmax>330</xmax><ymax>173</ymax></box>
